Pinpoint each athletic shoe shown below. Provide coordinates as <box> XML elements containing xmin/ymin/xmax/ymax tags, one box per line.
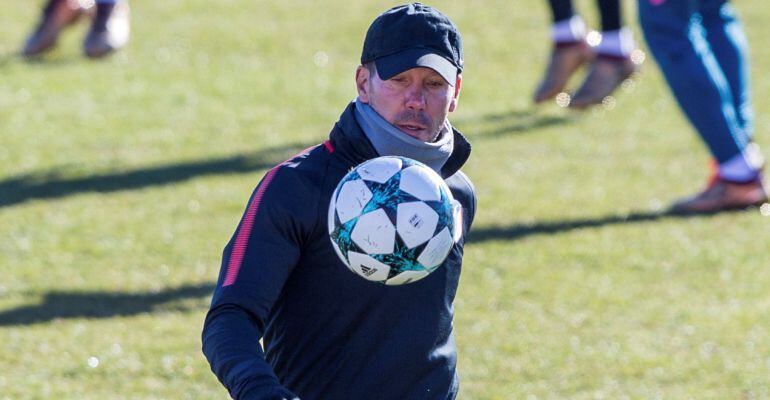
<box><xmin>670</xmin><ymin>175</ymin><xmax>768</xmax><ymax>214</ymax></box>
<box><xmin>83</xmin><ymin>0</ymin><xmax>129</xmax><ymax>58</ymax></box>
<box><xmin>533</xmin><ymin>41</ymin><xmax>593</xmax><ymax>104</ymax></box>
<box><xmin>22</xmin><ymin>0</ymin><xmax>93</xmax><ymax>57</ymax></box>
<box><xmin>568</xmin><ymin>55</ymin><xmax>636</xmax><ymax>109</ymax></box>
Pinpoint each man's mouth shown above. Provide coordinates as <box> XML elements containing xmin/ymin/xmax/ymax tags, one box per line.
<box><xmin>397</xmin><ymin>123</ymin><xmax>427</xmax><ymax>133</ymax></box>
<box><xmin>394</xmin><ymin>111</ymin><xmax>433</xmax><ymax>138</ymax></box>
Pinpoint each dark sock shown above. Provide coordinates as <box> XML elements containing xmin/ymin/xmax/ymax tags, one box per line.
<box><xmin>548</xmin><ymin>0</ymin><xmax>574</xmax><ymax>23</ymax></box>
<box><xmin>92</xmin><ymin>3</ymin><xmax>116</xmax><ymax>32</ymax></box>
<box><xmin>597</xmin><ymin>0</ymin><xmax>622</xmax><ymax>31</ymax></box>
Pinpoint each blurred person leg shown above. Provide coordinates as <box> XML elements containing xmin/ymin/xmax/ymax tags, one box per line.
<box><xmin>533</xmin><ymin>0</ymin><xmax>593</xmax><ymax>103</ymax></box>
<box><xmin>22</xmin><ymin>0</ymin><xmax>93</xmax><ymax>57</ymax></box>
<box><xmin>84</xmin><ymin>0</ymin><xmax>130</xmax><ymax>58</ymax></box>
<box><xmin>700</xmin><ymin>0</ymin><xmax>753</xmax><ymax>141</ymax></box>
<box><xmin>638</xmin><ymin>0</ymin><xmax>767</xmax><ymax>213</ymax></box>
<box><xmin>570</xmin><ymin>0</ymin><xmax>638</xmax><ymax>108</ymax></box>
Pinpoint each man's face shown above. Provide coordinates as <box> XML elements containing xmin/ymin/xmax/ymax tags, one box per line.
<box><xmin>356</xmin><ymin>65</ymin><xmax>462</xmax><ymax>143</ymax></box>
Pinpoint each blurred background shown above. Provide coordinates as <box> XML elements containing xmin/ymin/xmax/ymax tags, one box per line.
<box><xmin>1</xmin><ymin>0</ymin><xmax>769</xmax><ymax>398</ymax></box>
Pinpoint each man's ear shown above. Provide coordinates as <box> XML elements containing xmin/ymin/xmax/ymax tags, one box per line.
<box><xmin>356</xmin><ymin>65</ymin><xmax>370</xmax><ymax>103</ymax></box>
<box><xmin>448</xmin><ymin>74</ymin><xmax>462</xmax><ymax>112</ymax></box>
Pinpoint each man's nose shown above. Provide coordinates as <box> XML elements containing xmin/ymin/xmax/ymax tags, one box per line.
<box><xmin>404</xmin><ymin>84</ymin><xmax>426</xmax><ymax>110</ymax></box>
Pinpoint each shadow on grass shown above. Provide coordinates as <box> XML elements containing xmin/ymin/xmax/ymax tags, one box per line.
<box><xmin>467</xmin><ymin>208</ymin><xmax>741</xmax><ymax>244</ymax></box>
<box><xmin>0</xmin><ymin>283</ymin><xmax>215</xmax><ymax>327</ymax></box>
<box><xmin>456</xmin><ymin>108</ymin><xmax>575</xmax><ymax>139</ymax></box>
<box><xmin>0</xmin><ymin>50</ymin><xmax>80</xmax><ymax>67</ymax></box>
<box><xmin>0</xmin><ymin>53</ymin><xmax>15</xmax><ymax>67</ymax></box>
<box><xmin>0</xmin><ymin>141</ymin><xmax>313</xmax><ymax>208</ymax></box>
<box><xmin>19</xmin><ymin>54</ymin><xmax>80</xmax><ymax>66</ymax></box>
<box><xmin>0</xmin><ymin>109</ymin><xmax>571</xmax><ymax>208</ymax></box>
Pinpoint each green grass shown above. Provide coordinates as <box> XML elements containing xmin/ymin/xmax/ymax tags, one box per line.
<box><xmin>2</xmin><ymin>0</ymin><xmax>770</xmax><ymax>398</ymax></box>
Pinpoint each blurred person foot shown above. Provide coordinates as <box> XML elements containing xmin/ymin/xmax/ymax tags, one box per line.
<box><xmin>84</xmin><ymin>0</ymin><xmax>129</xmax><ymax>58</ymax></box>
<box><xmin>670</xmin><ymin>175</ymin><xmax>768</xmax><ymax>214</ymax></box>
<box><xmin>22</xmin><ymin>0</ymin><xmax>94</xmax><ymax>57</ymax></box>
<box><xmin>533</xmin><ymin>41</ymin><xmax>592</xmax><ymax>104</ymax></box>
<box><xmin>568</xmin><ymin>55</ymin><xmax>636</xmax><ymax>109</ymax></box>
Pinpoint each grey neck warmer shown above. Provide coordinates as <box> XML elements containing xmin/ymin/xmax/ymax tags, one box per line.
<box><xmin>354</xmin><ymin>99</ymin><xmax>453</xmax><ymax>173</ymax></box>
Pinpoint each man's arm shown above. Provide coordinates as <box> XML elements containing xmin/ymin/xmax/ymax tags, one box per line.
<box><xmin>203</xmin><ymin>304</ymin><xmax>297</xmax><ymax>400</ymax></box>
<box><xmin>202</xmin><ymin>167</ymin><xmax>310</xmax><ymax>400</ymax></box>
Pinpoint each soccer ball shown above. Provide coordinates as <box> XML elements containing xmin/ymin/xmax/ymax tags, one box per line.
<box><xmin>328</xmin><ymin>156</ymin><xmax>460</xmax><ymax>285</ymax></box>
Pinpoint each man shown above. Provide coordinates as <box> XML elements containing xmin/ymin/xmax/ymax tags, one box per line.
<box><xmin>638</xmin><ymin>0</ymin><xmax>768</xmax><ymax>213</ymax></box>
<box><xmin>534</xmin><ymin>0</ymin><xmax>639</xmax><ymax>109</ymax></box>
<box><xmin>202</xmin><ymin>4</ymin><xmax>476</xmax><ymax>399</ymax></box>
<box><xmin>22</xmin><ymin>0</ymin><xmax>129</xmax><ymax>58</ymax></box>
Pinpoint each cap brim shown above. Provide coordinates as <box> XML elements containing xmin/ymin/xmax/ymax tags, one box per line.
<box><xmin>374</xmin><ymin>48</ymin><xmax>458</xmax><ymax>86</ymax></box>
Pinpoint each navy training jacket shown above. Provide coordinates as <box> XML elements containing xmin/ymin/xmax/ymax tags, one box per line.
<box><xmin>202</xmin><ymin>102</ymin><xmax>477</xmax><ymax>400</ymax></box>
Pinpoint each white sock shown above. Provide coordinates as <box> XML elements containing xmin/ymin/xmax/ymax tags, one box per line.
<box><xmin>719</xmin><ymin>143</ymin><xmax>765</xmax><ymax>182</ymax></box>
<box><xmin>551</xmin><ymin>15</ymin><xmax>586</xmax><ymax>44</ymax></box>
<box><xmin>596</xmin><ymin>28</ymin><xmax>635</xmax><ymax>57</ymax></box>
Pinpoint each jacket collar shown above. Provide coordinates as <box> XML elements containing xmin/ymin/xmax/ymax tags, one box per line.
<box><xmin>328</xmin><ymin>102</ymin><xmax>471</xmax><ymax>179</ymax></box>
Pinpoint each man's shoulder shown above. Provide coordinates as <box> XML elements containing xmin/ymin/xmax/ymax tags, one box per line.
<box><xmin>278</xmin><ymin>141</ymin><xmax>333</xmax><ymax>170</ymax></box>
<box><xmin>268</xmin><ymin>141</ymin><xmax>336</xmax><ymax>182</ymax></box>
<box><xmin>445</xmin><ymin>170</ymin><xmax>476</xmax><ymax>227</ymax></box>
<box><xmin>445</xmin><ymin>170</ymin><xmax>475</xmax><ymax>199</ymax></box>
<box><xmin>248</xmin><ymin>142</ymin><xmax>335</xmax><ymax>207</ymax></box>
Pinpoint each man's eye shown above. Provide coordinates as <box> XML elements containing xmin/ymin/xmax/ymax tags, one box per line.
<box><xmin>427</xmin><ymin>80</ymin><xmax>445</xmax><ymax>88</ymax></box>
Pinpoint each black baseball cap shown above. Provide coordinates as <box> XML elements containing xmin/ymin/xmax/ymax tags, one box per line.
<box><xmin>361</xmin><ymin>3</ymin><xmax>463</xmax><ymax>85</ymax></box>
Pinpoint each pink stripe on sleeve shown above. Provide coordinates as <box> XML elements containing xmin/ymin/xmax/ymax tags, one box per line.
<box><xmin>221</xmin><ymin>143</ymin><xmax>320</xmax><ymax>287</ymax></box>
<box><xmin>324</xmin><ymin>140</ymin><xmax>334</xmax><ymax>153</ymax></box>
<box><xmin>222</xmin><ymin>167</ymin><xmax>279</xmax><ymax>287</ymax></box>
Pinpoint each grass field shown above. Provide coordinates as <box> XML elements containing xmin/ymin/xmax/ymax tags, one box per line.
<box><xmin>2</xmin><ymin>0</ymin><xmax>770</xmax><ymax>398</ymax></box>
